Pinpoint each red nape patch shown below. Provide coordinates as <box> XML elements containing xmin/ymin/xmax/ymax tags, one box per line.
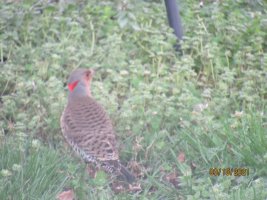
<box><xmin>68</xmin><ymin>80</ymin><xmax>79</xmax><ymax>91</ymax></box>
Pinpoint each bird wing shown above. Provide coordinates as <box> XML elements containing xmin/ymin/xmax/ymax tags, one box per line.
<box><xmin>61</xmin><ymin>97</ymin><xmax>119</xmax><ymax>162</ymax></box>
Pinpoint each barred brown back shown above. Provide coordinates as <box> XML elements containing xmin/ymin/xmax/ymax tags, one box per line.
<box><xmin>61</xmin><ymin>96</ymin><xmax>119</xmax><ymax>162</ymax></box>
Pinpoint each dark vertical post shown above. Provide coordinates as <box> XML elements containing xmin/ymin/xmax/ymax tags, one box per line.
<box><xmin>164</xmin><ymin>0</ymin><xmax>183</xmax><ymax>51</ymax></box>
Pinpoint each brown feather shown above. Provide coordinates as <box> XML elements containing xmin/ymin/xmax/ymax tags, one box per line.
<box><xmin>61</xmin><ymin>96</ymin><xmax>119</xmax><ymax>161</ymax></box>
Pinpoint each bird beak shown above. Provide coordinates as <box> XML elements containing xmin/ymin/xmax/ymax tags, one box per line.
<box><xmin>90</xmin><ymin>69</ymin><xmax>95</xmax><ymax>76</ymax></box>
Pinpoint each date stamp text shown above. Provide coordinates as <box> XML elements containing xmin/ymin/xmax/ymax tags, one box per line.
<box><xmin>209</xmin><ymin>168</ymin><xmax>249</xmax><ymax>176</ymax></box>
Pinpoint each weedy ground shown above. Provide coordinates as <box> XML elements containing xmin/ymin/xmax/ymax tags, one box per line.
<box><xmin>0</xmin><ymin>0</ymin><xmax>266</xmax><ymax>199</ymax></box>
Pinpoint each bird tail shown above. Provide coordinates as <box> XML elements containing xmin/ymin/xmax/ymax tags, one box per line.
<box><xmin>101</xmin><ymin>160</ymin><xmax>135</xmax><ymax>183</ymax></box>
<box><xmin>118</xmin><ymin>164</ymin><xmax>135</xmax><ymax>184</ymax></box>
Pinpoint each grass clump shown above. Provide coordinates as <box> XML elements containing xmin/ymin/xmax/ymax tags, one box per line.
<box><xmin>0</xmin><ymin>137</ymin><xmax>69</xmax><ymax>199</ymax></box>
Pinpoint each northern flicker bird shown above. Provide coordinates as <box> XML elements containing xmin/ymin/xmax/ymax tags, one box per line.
<box><xmin>60</xmin><ymin>68</ymin><xmax>135</xmax><ymax>183</ymax></box>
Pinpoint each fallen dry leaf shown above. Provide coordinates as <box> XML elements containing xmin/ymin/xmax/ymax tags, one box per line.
<box><xmin>111</xmin><ymin>180</ymin><xmax>142</xmax><ymax>194</ymax></box>
<box><xmin>129</xmin><ymin>183</ymin><xmax>142</xmax><ymax>193</ymax></box>
<box><xmin>164</xmin><ymin>171</ymin><xmax>179</xmax><ymax>189</ymax></box>
<box><xmin>86</xmin><ymin>163</ymin><xmax>98</xmax><ymax>178</ymax></box>
<box><xmin>128</xmin><ymin>160</ymin><xmax>144</xmax><ymax>178</ymax></box>
<box><xmin>110</xmin><ymin>181</ymin><xmax>128</xmax><ymax>194</ymax></box>
<box><xmin>177</xmin><ymin>152</ymin><xmax>185</xmax><ymax>163</ymax></box>
<box><xmin>232</xmin><ymin>110</ymin><xmax>244</xmax><ymax>118</ymax></box>
<box><xmin>57</xmin><ymin>189</ymin><xmax>75</xmax><ymax>200</ymax></box>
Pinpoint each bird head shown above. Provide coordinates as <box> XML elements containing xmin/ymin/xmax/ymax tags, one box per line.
<box><xmin>67</xmin><ymin>68</ymin><xmax>94</xmax><ymax>97</ymax></box>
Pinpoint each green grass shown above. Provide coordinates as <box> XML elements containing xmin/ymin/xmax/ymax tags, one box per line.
<box><xmin>0</xmin><ymin>138</ymin><xmax>68</xmax><ymax>199</ymax></box>
<box><xmin>0</xmin><ymin>0</ymin><xmax>267</xmax><ymax>199</ymax></box>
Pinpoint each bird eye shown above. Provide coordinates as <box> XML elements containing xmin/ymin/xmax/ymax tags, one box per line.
<box><xmin>85</xmin><ymin>71</ymin><xmax>91</xmax><ymax>78</ymax></box>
